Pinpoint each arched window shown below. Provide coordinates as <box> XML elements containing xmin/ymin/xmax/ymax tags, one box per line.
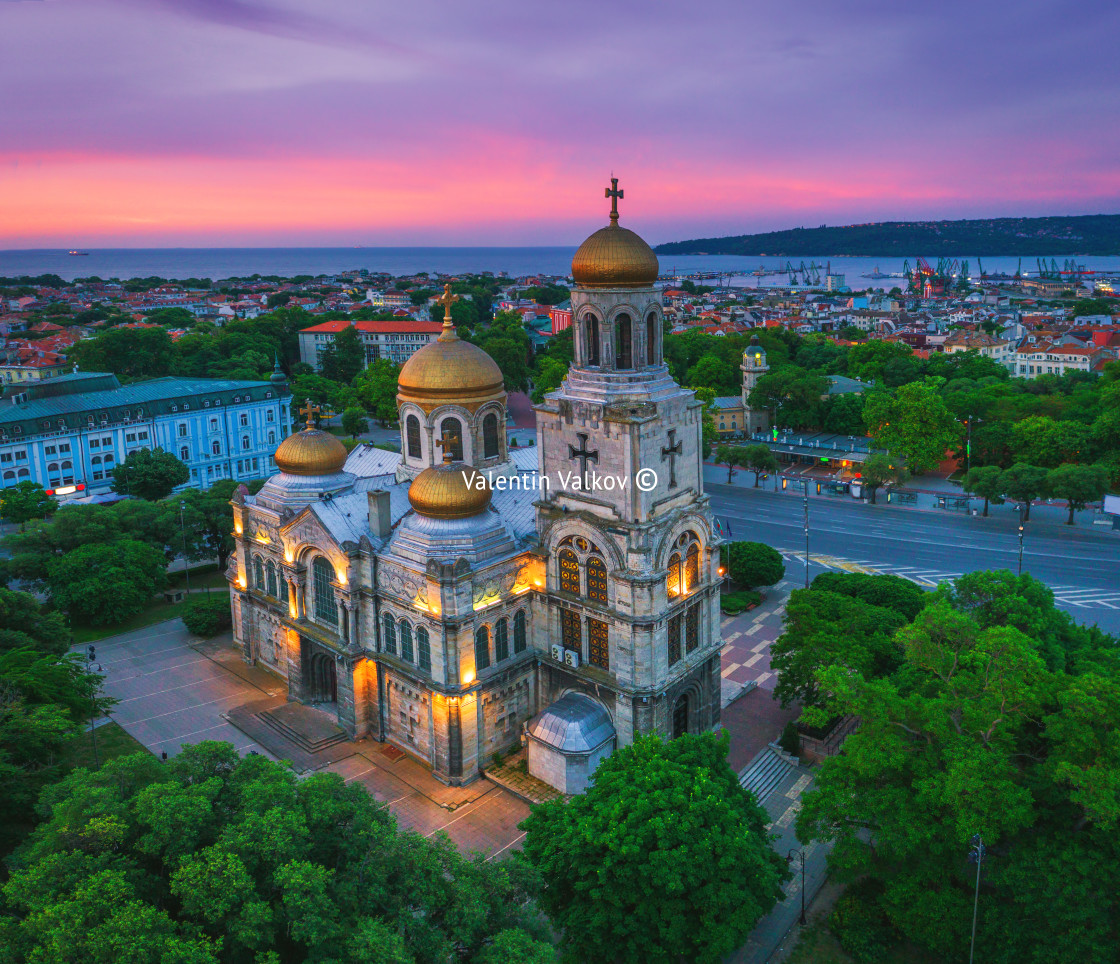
<box><xmin>60</xmin><ymin>461</ymin><xmax>72</xmax><ymax>472</ymax></box>
<box><xmin>417</xmin><ymin>627</ymin><xmax>431</xmax><ymax>672</ymax></box>
<box><xmin>16</xmin><ymin>468</ymin><xmax>28</xmax><ymax>479</ymax></box>
<box><xmin>266</xmin><ymin>562</ymin><xmax>277</xmax><ymax>598</ymax></box>
<box><xmin>475</xmin><ymin>626</ymin><xmax>490</xmax><ymax>671</ymax></box>
<box><xmin>406</xmin><ymin>415</ymin><xmax>421</xmax><ymax>459</ymax></box>
<box><xmin>2</xmin><ymin>471</ymin><xmax>13</xmax><ymax>482</ymax></box>
<box><xmin>561</xmin><ymin>608</ymin><xmax>581</xmax><ymax>654</ymax></box>
<box><xmin>587</xmin><ymin>556</ymin><xmax>608</xmax><ymax>603</ymax></box>
<box><xmin>103</xmin><ymin>454</ymin><xmax>114</xmax><ymax>465</ymax></box>
<box><xmin>558</xmin><ymin>548</ymin><xmax>580</xmax><ymax>595</ymax></box>
<box><xmin>685</xmin><ymin>543</ymin><xmax>699</xmax><ymax>593</ymax></box>
<box><xmin>686</xmin><ymin>603</ymin><xmax>699</xmax><ymax>654</ymax></box>
<box><xmin>382</xmin><ymin>612</ymin><xmax>396</xmax><ymax>655</ymax></box>
<box><xmin>312</xmin><ymin>557</ymin><xmax>338</xmax><ymax>626</ymax></box>
<box><xmin>180</xmin><ymin>446</ymin><xmax>189</xmax><ymax>461</ymax></box>
<box><xmin>47</xmin><ymin>462</ymin><xmax>60</xmax><ymax>477</ymax></box>
<box><xmin>514</xmin><ymin>610</ymin><xmax>527</xmax><ymax>654</ymax></box>
<box><xmin>399</xmin><ymin>620</ymin><xmax>413</xmax><ymax>662</ymax></box>
<box><xmin>615</xmin><ymin>313</ymin><xmax>632</xmax><ymax>369</ymax></box>
<box><xmin>282</xmin><ymin>576</ymin><xmax>290</xmax><ymax>606</ymax></box>
<box><xmin>588</xmin><ymin>617</ymin><xmax>609</xmax><ymax>670</ymax></box>
<box><xmin>438</xmin><ymin>417</ymin><xmax>463</xmax><ymax>460</ymax></box>
<box><xmin>668</xmin><ymin>612</ymin><xmax>682</xmax><ymax>665</ymax></box>
<box><xmin>482</xmin><ymin>413</ymin><xmax>499</xmax><ymax>459</ymax></box>
<box><xmin>587</xmin><ymin>313</ymin><xmax>600</xmax><ymax>366</ymax></box>
<box><xmin>254</xmin><ymin>556</ymin><xmax>265</xmax><ymax>589</ymax></box>
<box><xmin>495</xmin><ymin>618</ymin><xmax>509</xmax><ymax>662</ymax></box>
<box><xmin>667</xmin><ymin>552</ymin><xmax>681</xmax><ymax>597</ymax></box>
<box><xmin>646</xmin><ymin>312</ymin><xmax>658</xmax><ymax>365</ymax></box>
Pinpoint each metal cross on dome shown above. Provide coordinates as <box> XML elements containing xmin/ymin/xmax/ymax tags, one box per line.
<box><xmin>435</xmin><ymin>283</ymin><xmax>460</xmax><ymax>323</ymax></box>
<box><xmin>605</xmin><ymin>177</ymin><xmax>623</xmax><ymax>221</ymax></box>
<box><xmin>435</xmin><ymin>430</ymin><xmax>461</xmax><ymax>463</ymax></box>
<box><xmin>299</xmin><ymin>398</ymin><xmax>322</xmax><ymax>429</ymax></box>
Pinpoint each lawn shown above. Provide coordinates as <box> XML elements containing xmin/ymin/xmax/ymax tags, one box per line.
<box><xmin>60</xmin><ymin>720</ymin><xmax>150</xmax><ymax>771</ymax></box>
<box><xmin>70</xmin><ymin>563</ymin><xmax>229</xmax><ymax>644</ymax></box>
<box><xmin>785</xmin><ymin>920</ymin><xmax>945</xmax><ymax>964</ymax></box>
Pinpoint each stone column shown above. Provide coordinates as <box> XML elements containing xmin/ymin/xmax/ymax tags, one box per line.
<box><xmin>285</xmin><ymin>629</ymin><xmax>306</xmax><ymax>702</ymax></box>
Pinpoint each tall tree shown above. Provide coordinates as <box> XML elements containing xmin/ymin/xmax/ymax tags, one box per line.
<box><xmin>320</xmin><ymin>324</ymin><xmax>366</xmax><ymax>383</ymax></box>
<box><xmin>110</xmin><ymin>448</ymin><xmax>189</xmax><ymax>501</ymax></box>
<box><xmin>352</xmin><ymin>358</ymin><xmax>401</xmax><ymax>426</ymax></box>
<box><xmin>863</xmin><ymin>379</ymin><xmax>961</xmax><ymax>475</ymax></box>
<box><xmin>1045</xmin><ymin>463</ymin><xmax>1110</xmax><ymax>525</ymax></box>
<box><xmin>743</xmin><ymin>443</ymin><xmax>779</xmax><ymax>486</ymax></box>
<box><xmin>858</xmin><ymin>452</ymin><xmax>907</xmax><ymax>504</ymax></box>
<box><xmin>961</xmin><ymin>464</ymin><xmax>1006</xmax><ymax>517</ymax></box>
<box><xmin>714</xmin><ymin>444</ymin><xmax>745</xmax><ymax>484</ymax></box>
<box><xmin>521</xmin><ymin>732</ymin><xmax>787</xmax><ymax>964</ymax></box>
<box><xmin>999</xmin><ymin>463</ymin><xmax>1048</xmax><ymax>521</ymax></box>
<box><xmin>46</xmin><ymin>540</ymin><xmax>168</xmax><ymax>626</ymax></box>
<box><xmin>0</xmin><ymin>482</ymin><xmax>56</xmax><ymax>529</ymax></box>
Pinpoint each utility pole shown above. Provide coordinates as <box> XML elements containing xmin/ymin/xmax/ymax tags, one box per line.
<box><xmin>1017</xmin><ymin>522</ymin><xmax>1025</xmax><ymax>576</ymax></box>
<box><xmin>968</xmin><ymin>834</ymin><xmax>986</xmax><ymax>964</ymax></box>
<box><xmin>86</xmin><ymin>645</ymin><xmax>103</xmax><ymax>768</ymax></box>
<box><xmin>803</xmin><ymin>484</ymin><xmax>810</xmax><ymax>589</ymax></box>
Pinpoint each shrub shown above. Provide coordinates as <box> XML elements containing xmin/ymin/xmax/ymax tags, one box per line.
<box><xmin>778</xmin><ymin>720</ymin><xmax>800</xmax><ymax>757</ymax></box>
<box><xmin>810</xmin><ymin>571</ymin><xmax>927</xmax><ymax>620</ymax></box>
<box><xmin>720</xmin><ymin>590</ymin><xmax>762</xmax><ymax>615</ymax></box>
<box><xmin>726</xmin><ymin>541</ymin><xmax>785</xmax><ymax>589</ymax></box>
<box><xmin>182</xmin><ymin>596</ymin><xmax>233</xmax><ymax>637</ymax></box>
<box><xmin>828</xmin><ymin>879</ymin><xmax>897</xmax><ymax>963</ymax></box>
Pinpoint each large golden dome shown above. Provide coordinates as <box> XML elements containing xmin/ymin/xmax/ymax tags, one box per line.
<box><xmin>408</xmin><ymin>459</ymin><xmax>492</xmax><ymax>519</ymax></box>
<box><xmin>571</xmin><ymin>177</ymin><xmax>659</xmax><ymax>288</ymax></box>
<box><xmin>397</xmin><ymin>285</ymin><xmax>505</xmax><ymax>410</ymax></box>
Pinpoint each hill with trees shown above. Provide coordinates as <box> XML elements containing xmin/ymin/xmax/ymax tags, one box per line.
<box><xmin>654</xmin><ymin>214</ymin><xmax>1120</xmax><ymax>256</ymax></box>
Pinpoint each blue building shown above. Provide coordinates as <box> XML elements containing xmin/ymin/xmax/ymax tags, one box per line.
<box><xmin>0</xmin><ymin>371</ymin><xmax>291</xmax><ymax>500</ymax></box>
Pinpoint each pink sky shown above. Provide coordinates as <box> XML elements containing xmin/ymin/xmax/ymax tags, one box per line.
<box><xmin>2</xmin><ymin>0</ymin><xmax>1118</xmax><ymax>247</ymax></box>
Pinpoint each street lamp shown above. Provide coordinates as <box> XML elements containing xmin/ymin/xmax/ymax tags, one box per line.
<box><xmin>968</xmin><ymin>834</ymin><xmax>986</xmax><ymax>964</ymax></box>
<box><xmin>965</xmin><ymin>416</ymin><xmax>982</xmax><ymax>474</ymax></box>
<box><xmin>179</xmin><ymin>500</ymin><xmax>191</xmax><ymax>598</ymax></box>
<box><xmin>803</xmin><ymin>483</ymin><xmax>810</xmax><ymax>589</ymax></box>
<box><xmin>1017</xmin><ymin>522</ymin><xmax>1025</xmax><ymax>576</ymax></box>
<box><xmin>786</xmin><ymin>848</ymin><xmax>807</xmax><ymax>925</ymax></box>
<box><xmin>85</xmin><ymin>644</ymin><xmax>105</xmax><ymax>768</ymax></box>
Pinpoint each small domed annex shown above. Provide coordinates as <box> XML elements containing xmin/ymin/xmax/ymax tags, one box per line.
<box><xmin>571</xmin><ymin>177</ymin><xmax>659</xmax><ymax>288</ymax></box>
<box><xmin>274</xmin><ymin>401</ymin><xmax>348</xmax><ymax>476</ymax></box>
<box><xmin>408</xmin><ymin>457</ymin><xmax>491</xmax><ymax>519</ymax></box>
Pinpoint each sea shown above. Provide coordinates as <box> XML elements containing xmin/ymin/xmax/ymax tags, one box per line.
<box><xmin>3</xmin><ymin>248</ymin><xmax>1120</xmax><ymax>290</ymax></box>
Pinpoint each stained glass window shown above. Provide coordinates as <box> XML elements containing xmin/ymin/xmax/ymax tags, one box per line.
<box><xmin>514</xmin><ymin>610</ymin><xmax>527</xmax><ymax>653</ymax></box>
<box><xmin>667</xmin><ymin>552</ymin><xmax>681</xmax><ymax>597</ymax></box>
<box><xmin>495</xmin><ymin>618</ymin><xmax>509</xmax><ymax>662</ymax></box>
<box><xmin>587</xmin><ymin>556</ymin><xmax>608</xmax><ymax>603</ymax></box>
<box><xmin>686</xmin><ymin>604</ymin><xmax>699</xmax><ymax>654</ymax></box>
<box><xmin>668</xmin><ymin>612</ymin><xmax>682</xmax><ymax>665</ymax></box>
<box><xmin>588</xmin><ymin>618</ymin><xmax>609</xmax><ymax>670</ymax></box>
<box><xmin>312</xmin><ymin>558</ymin><xmax>338</xmax><ymax>627</ymax></box>
<box><xmin>685</xmin><ymin>543</ymin><xmax>699</xmax><ymax>593</ymax></box>
<box><xmin>559</xmin><ymin>549</ymin><xmax>580</xmax><ymax>595</ymax></box>
<box><xmin>561</xmin><ymin>609</ymin><xmax>581</xmax><ymax>654</ymax></box>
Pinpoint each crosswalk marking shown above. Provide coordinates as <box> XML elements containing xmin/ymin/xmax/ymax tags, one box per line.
<box><xmin>778</xmin><ymin>550</ymin><xmax>1117</xmax><ymax>609</ymax></box>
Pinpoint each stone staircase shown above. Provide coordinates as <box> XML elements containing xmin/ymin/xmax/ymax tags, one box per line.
<box><xmin>738</xmin><ymin>742</ymin><xmax>800</xmax><ymax>804</ymax></box>
<box><xmin>258</xmin><ymin>706</ymin><xmax>349</xmax><ymax>754</ymax></box>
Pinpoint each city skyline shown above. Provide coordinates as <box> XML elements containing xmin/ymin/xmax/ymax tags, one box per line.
<box><xmin>3</xmin><ymin>0</ymin><xmax>1119</xmax><ymax>247</ymax></box>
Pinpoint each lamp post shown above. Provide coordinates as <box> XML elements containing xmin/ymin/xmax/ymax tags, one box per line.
<box><xmin>1017</xmin><ymin>522</ymin><xmax>1025</xmax><ymax>576</ymax></box>
<box><xmin>965</xmin><ymin>416</ymin><xmax>981</xmax><ymax>474</ymax></box>
<box><xmin>968</xmin><ymin>834</ymin><xmax>986</xmax><ymax>964</ymax></box>
<box><xmin>803</xmin><ymin>483</ymin><xmax>810</xmax><ymax>589</ymax></box>
<box><xmin>179</xmin><ymin>500</ymin><xmax>191</xmax><ymax>598</ymax></box>
<box><xmin>85</xmin><ymin>644</ymin><xmax>104</xmax><ymax>768</ymax></box>
<box><xmin>786</xmin><ymin>848</ymin><xmax>807</xmax><ymax>925</ymax></box>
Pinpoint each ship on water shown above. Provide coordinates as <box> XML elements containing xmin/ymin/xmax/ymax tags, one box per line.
<box><xmin>67</xmin><ymin>250</ymin><xmax>89</xmax><ymax>256</ymax></box>
<box><xmin>862</xmin><ymin>265</ymin><xmax>892</xmax><ymax>279</ymax></box>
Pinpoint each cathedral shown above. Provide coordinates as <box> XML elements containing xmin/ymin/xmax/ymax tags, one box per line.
<box><xmin>227</xmin><ymin>182</ymin><xmax>722</xmax><ymax>792</ymax></box>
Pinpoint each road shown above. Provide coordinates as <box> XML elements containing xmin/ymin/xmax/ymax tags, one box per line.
<box><xmin>707</xmin><ymin>482</ymin><xmax>1120</xmax><ymax>634</ymax></box>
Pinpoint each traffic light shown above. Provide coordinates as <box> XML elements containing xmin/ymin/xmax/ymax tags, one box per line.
<box><xmin>86</xmin><ymin>645</ymin><xmax>96</xmax><ymax>661</ymax></box>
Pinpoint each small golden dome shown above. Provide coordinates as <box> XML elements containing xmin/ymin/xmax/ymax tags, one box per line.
<box><xmin>398</xmin><ymin>284</ymin><xmax>505</xmax><ymax>406</ymax></box>
<box><xmin>572</xmin><ymin>221</ymin><xmax>659</xmax><ymax>288</ymax></box>
<box><xmin>408</xmin><ymin>460</ymin><xmax>492</xmax><ymax>519</ymax></box>
<box><xmin>274</xmin><ymin>427</ymin><xmax>348</xmax><ymax>476</ymax></box>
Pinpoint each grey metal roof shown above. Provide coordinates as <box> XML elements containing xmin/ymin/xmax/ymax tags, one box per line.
<box><xmin>529</xmin><ymin>692</ymin><xmax>615</xmax><ymax>753</ymax></box>
<box><xmin>825</xmin><ymin>375</ymin><xmax>871</xmax><ymax>396</ymax></box>
<box><xmin>0</xmin><ymin>374</ymin><xmax>286</xmax><ymax>427</ymax></box>
<box><xmin>712</xmin><ymin>396</ymin><xmax>743</xmax><ymax>409</ymax></box>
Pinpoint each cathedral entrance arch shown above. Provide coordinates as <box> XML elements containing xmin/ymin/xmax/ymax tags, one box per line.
<box><xmin>672</xmin><ymin>694</ymin><xmax>689</xmax><ymax>739</ymax></box>
<box><xmin>306</xmin><ymin>649</ymin><xmax>338</xmax><ymax>704</ymax></box>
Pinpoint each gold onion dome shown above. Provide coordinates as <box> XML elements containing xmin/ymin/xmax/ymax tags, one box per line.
<box><xmin>571</xmin><ymin>177</ymin><xmax>659</xmax><ymax>288</ymax></box>
<box><xmin>408</xmin><ymin>457</ymin><xmax>492</xmax><ymax>519</ymax></box>
<box><xmin>274</xmin><ymin>402</ymin><xmax>349</xmax><ymax>476</ymax></box>
<box><xmin>398</xmin><ymin>284</ymin><xmax>505</xmax><ymax>405</ymax></box>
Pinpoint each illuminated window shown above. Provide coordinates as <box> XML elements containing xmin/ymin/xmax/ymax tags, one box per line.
<box><xmin>686</xmin><ymin>604</ymin><xmax>699</xmax><ymax>654</ymax></box>
<box><xmin>513</xmin><ymin>610</ymin><xmax>527</xmax><ymax>653</ymax></box>
<box><xmin>312</xmin><ymin>558</ymin><xmax>338</xmax><ymax>627</ymax></box>
<box><xmin>561</xmin><ymin>609</ymin><xmax>581</xmax><ymax>654</ymax></box>
<box><xmin>416</xmin><ymin>627</ymin><xmax>431</xmax><ymax>673</ymax></box>
<box><xmin>495</xmin><ymin>618</ymin><xmax>509</xmax><ymax>662</ymax></box>
<box><xmin>685</xmin><ymin>543</ymin><xmax>699</xmax><ymax>593</ymax></box>
<box><xmin>587</xmin><ymin>557</ymin><xmax>608</xmax><ymax>603</ymax></box>
<box><xmin>667</xmin><ymin>552</ymin><xmax>681</xmax><ymax>597</ymax></box>
<box><xmin>475</xmin><ymin>626</ymin><xmax>490</xmax><ymax>670</ymax></box>
<box><xmin>559</xmin><ymin>548</ymin><xmax>580</xmax><ymax>595</ymax></box>
<box><xmin>588</xmin><ymin>618</ymin><xmax>609</xmax><ymax>670</ymax></box>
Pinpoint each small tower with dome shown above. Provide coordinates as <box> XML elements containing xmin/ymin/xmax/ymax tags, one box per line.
<box><xmin>740</xmin><ymin>333</ymin><xmax>770</xmax><ymax>434</ymax></box>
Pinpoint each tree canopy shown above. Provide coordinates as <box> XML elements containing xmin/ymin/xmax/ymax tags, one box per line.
<box><xmin>110</xmin><ymin>448</ymin><xmax>190</xmax><ymax>501</ymax></box>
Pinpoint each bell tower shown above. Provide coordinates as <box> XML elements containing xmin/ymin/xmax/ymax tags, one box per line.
<box><xmin>740</xmin><ymin>333</ymin><xmax>770</xmax><ymax>434</ymax></box>
<box><xmin>532</xmin><ymin>179</ymin><xmax>722</xmax><ymax>754</ymax></box>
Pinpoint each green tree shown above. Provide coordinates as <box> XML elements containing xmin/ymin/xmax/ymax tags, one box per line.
<box><xmin>857</xmin><ymin>452</ymin><xmax>907</xmax><ymax>504</ymax></box>
<box><xmin>714</xmin><ymin>444</ymin><xmax>745</xmax><ymax>484</ymax></box>
<box><xmin>726</xmin><ymin>540</ymin><xmax>784</xmax><ymax>589</ymax></box>
<box><xmin>0</xmin><ymin>588</ymin><xmax>69</xmax><ymax>656</ymax></box>
<box><xmin>289</xmin><ymin>373</ymin><xmax>345</xmax><ymax>412</ymax></box>
<box><xmin>999</xmin><ymin>463</ymin><xmax>1048</xmax><ymax>521</ymax></box>
<box><xmin>0</xmin><ymin>481</ymin><xmax>57</xmax><ymax>529</ymax></box>
<box><xmin>749</xmin><ymin>367</ymin><xmax>826</xmax><ymax>429</ymax></box>
<box><xmin>771</xmin><ymin>589</ymin><xmax>908</xmax><ymax>708</ymax></box>
<box><xmin>65</xmin><ymin>326</ymin><xmax>175</xmax><ymax>380</ymax></box>
<box><xmin>352</xmin><ymin>359</ymin><xmax>402</xmax><ymax>427</ymax></box>
<box><xmin>743</xmin><ymin>443</ymin><xmax>779</xmax><ymax>486</ymax></box>
<box><xmin>864</xmin><ymin>379</ymin><xmax>961</xmax><ymax>475</ymax></box>
<box><xmin>1012</xmin><ymin>416</ymin><xmax>1096</xmax><ymax>468</ymax></box>
<box><xmin>111</xmin><ymin>448</ymin><xmax>190</xmax><ymax>501</ymax></box>
<box><xmin>521</xmin><ymin>732</ymin><xmax>787</xmax><ymax>964</ymax></box>
<box><xmin>320</xmin><ymin>324</ymin><xmax>366</xmax><ymax>383</ymax></box>
<box><xmin>341</xmin><ymin>407</ymin><xmax>366</xmax><ymax>439</ymax></box>
<box><xmin>47</xmin><ymin>540</ymin><xmax>168</xmax><ymax>626</ymax></box>
<box><xmin>809</xmin><ymin>571</ymin><xmax>928</xmax><ymax>621</ymax></box>
<box><xmin>685</xmin><ymin>355</ymin><xmax>739</xmax><ymax>396</ymax></box>
<box><xmin>530</xmin><ymin>356</ymin><xmax>567</xmax><ymax>404</ymax></box>
<box><xmin>961</xmin><ymin>464</ymin><xmax>1006</xmax><ymax>517</ymax></box>
<box><xmin>1045</xmin><ymin>463</ymin><xmax>1110</xmax><ymax>525</ymax></box>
